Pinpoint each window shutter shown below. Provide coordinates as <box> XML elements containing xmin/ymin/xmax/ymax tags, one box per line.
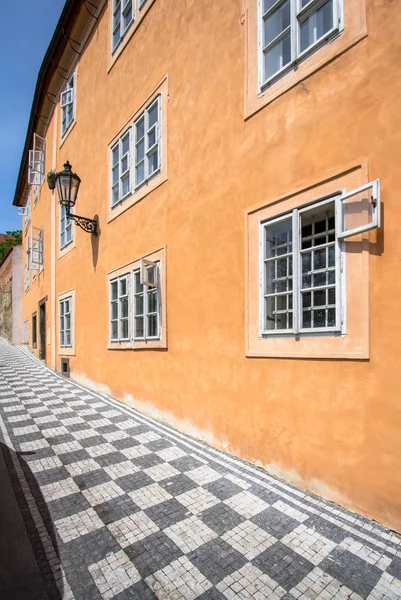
<box><xmin>337</xmin><ymin>179</ymin><xmax>380</xmax><ymax>239</ymax></box>
<box><xmin>140</xmin><ymin>258</ymin><xmax>158</xmax><ymax>288</ymax></box>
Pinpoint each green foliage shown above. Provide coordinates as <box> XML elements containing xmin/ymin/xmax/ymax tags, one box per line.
<box><xmin>0</xmin><ymin>230</ymin><xmax>23</xmax><ymax>262</ymax></box>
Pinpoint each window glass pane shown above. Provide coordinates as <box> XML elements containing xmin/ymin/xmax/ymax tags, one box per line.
<box><xmin>300</xmin><ymin>0</ymin><xmax>333</xmax><ymax>52</ymax></box>
<box><xmin>112</xmin><ymin>166</ymin><xmax>119</xmax><ymax>185</ymax></box>
<box><xmin>121</xmin><ymin>174</ymin><xmax>130</xmax><ymax>196</ymax></box>
<box><xmin>148</xmin><ymin>102</ymin><xmax>158</xmax><ymax>128</ymax></box>
<box><xmin>148</xmin><ymin>290</ymin><xmax>157</xmax><ymax>313</ymax></box>
<box><xmin>112</xmin><ymin>146</ymin><xmax>119</xmax><ymax>166</ymax></box>
<box><xmin>66</xmin><ymin>331</ymin><xmax>71</xmax><ymax>346</ymax></box>
<box><xmin>148</xmin><ymin>150</ymin><xmax>159</xmax><ymax>174</ymax></box>
<box><xmin>264</xmin><ymin>1</ymin><xmax>290</xmax><ymax>46</ymax></box>
<box><xmin>135</xmin><ymin>316</ymin><xmax>144</xmax><ymax>338</ymax></box>
<box><xmin>120</xmin><ymin>278</ymin><xmax>127</xmax><ymax>296</ymax></box>
<box><xmin>147</xmin><ymin>314</ymin><xmax>158</xmax><ymax>337</ymax></box>
<box><xmin>313</xmin><ymin>248</ymin><xmax>326</xmax><ymax>270</ymax></box>
<box><xmin>111</xmin><ymin>281</ymin><xmax>118</xmax><ymax>300</ymax></box>
<box><xmin>136</xmin><ymin>163</ymin><xmax>145</xmax><ymax>185</ymax></box>
<box><xmin>134</xmin><ymin>270</ymin><xmax>143</xmax><ymax>293</ymax></box>
<box><xmin>136</xmin><ymin>141</ymin><xmax>145</xmax><ymax>163</ymax></box>
<box><xmin>120</xmin><ymin>297</ymin><xmax>128</xmax><ymax>318</ymax></box>
<box><xmin>263</xmin><ymin>0</ymin><xmax>280</xmax><ymax>12</ymax></box>
<box><xmin>121</xmin><ymin>319</ymin><xmax>129</xmax><ymax>339</ymax></box>
<box><xmin>111</xmin><ymin>301</ymin><xmax>118</xmax><ymax>319</ymax></box>
<box><xmin>111</xmin><ymin>321</ymin><xmax>118</xmax><ymax>339</ymax></box>
<box><xmin>121</xmin><ymin>156</ymin><xmax>128</xmax><ymax>173</ymax></box>
<box><xmin>122</xmin><ymin>133</ymin><xmax>130</xmax><ymax>155</ymax></box>
<box><xmin>148</xmin><ymin>128</ymin><xmax>156</xmax><ymax>147</ymax></box>
<box><xmin>60</xmin><ymin>331</ymin><xmax>65</xmax><ymax>347</ymax></box>
<box><xmin>313</xmin><ymin>290</ymin><xmax>326</xmax><ymax>307</ymax></box>
<box><xmin>136</xmin><ymin>117</ymin><xmax>145</xmax><ymax>141</ymax></box>
<box><xmin>264</xmin><ymin>33</ymin><xmax>291</xmax><ymax>80</ymax></box>
<box><xmin>135</xmin><ymin>294</ymin><xmax>144</xmax><ymax>315</ymax></box>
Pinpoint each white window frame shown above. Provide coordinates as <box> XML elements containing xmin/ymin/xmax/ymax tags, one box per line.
<box><xmin>258</xmin><ymin>0</ymin><xmax>342</xmax><ymax>90</ymax></box>
<box><xmin>110</xmin><ymin>128</ymin><xmax>132</xmax><ymax>207</ymax></box>
<box><xmin>24</xmin><ymin>241</ymin><xmax>30</xmax><ymax>292</ymax></box>
<box><xmin>24</xmin><ymin>196</ymin><xmax>31</xmax><ymax>230</ymax></box>
<box><xmin>61</xmin><ymin>71</ymin><xmax>76</xmax><ymax>137</ymax></box>
<box><xmin>59</xmin><ymin>297</ymin><xmax>73</xmax><ymax>348</ymax></box>
<box><xmin>23</xmin><ymin>319</ymin><xmax>28</xmax><ymax>344</ymax></box>
<box><xmin>259</xmin><ymin>179</ymin><xmax>380</xmax><ymax>337</ymax></box>
<box><xmin>134</xmin><ymin>96</ymin><xmax>162</xmax><ymax>189</ymax></box>
<box><xmin>134</xmin><ymin>260</ymin><xmax>161</xmax><ymax>341</ymax></box>
<box><xmin>29</xmin><ymin>228</ymin><xmax>44</xmax><ymax>272</ymax></box>
<box><xmin>110</xmin><ymin>274</ymin><xmax>131</xmax><ymax>342</ymax></box>
<box><xmin>28</xmin><ymin>134</ymin><xmax>46</xmax><ymax>186</ymax></box>
<box><xmin>60</xmin><ymin>205</ymin><xmax>74</xmax><ymax>250</ymax></box>
<box><xmin>112</xmin><ymin>0</ymin><xmax>134</xmax><ymax>51</ymax></box>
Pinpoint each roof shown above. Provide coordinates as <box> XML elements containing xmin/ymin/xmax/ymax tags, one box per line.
<box><xmin>12</xmin><ymin>0</ymin><xmax>90</xmax><ymax>207</ymax></box>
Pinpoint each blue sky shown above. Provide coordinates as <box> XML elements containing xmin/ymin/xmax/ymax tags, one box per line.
<box><xmin>0</xmin><ymin>0</ymin><xmax>66</xmax><ymax>234</ymax></box>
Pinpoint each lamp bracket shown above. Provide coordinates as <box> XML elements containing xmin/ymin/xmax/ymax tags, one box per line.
<box><xmin>66</xmin><ymin>210</ymin><xmax>97</xmax><ymax>236</ymax></box>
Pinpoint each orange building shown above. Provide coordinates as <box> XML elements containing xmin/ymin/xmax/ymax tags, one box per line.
<box><xmin>13</xmin><ymin>0</ymin><xmax>401</xmax><ymax>531</ymax></box>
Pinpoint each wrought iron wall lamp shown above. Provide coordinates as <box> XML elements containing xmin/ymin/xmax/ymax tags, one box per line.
<box><xmin>47</xmin><ymin>161</ymin><xmax>97</xmax><ymax>235</ymax></box>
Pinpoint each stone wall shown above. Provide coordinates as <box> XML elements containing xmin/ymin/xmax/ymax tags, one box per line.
<box><xmin>0</xmin><ymin>251</ymin><xmax>14</xmax><ymax>342</ymax></box>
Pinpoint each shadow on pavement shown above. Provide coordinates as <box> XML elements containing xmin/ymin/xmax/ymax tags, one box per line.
<box><xmin>0</xmin><ymin>441</ymin><xmax>63</xmax><ymax>600</ymax></box>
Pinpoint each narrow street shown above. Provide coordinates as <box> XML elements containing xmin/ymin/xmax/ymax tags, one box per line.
<box><xmin>0</xmin><ymin>339</ymin><xmax>400</xmax><ymax>600</ymax></box>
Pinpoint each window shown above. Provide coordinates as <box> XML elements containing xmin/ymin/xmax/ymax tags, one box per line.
<box><xmin>246</xmin><ymin>167</ymin><xmax>380</xmax><ymax>359</ymax></box>
<box><xmin>262</xmin><ymin>199</ymin><xmax>340</xmax><ymax>334</ymax></box>
<box><xmin>23</xmin><ymin>319</ymin><xmax>28</xmax><ymax>344</ymax></box>
<box><xmin>110</xmin><ymin>274</ymin><xmax>130</xmax><ymax>341</ymax></box>
<box><xmin>59</xmin><ymin>297</ymin><xmax>72</xmax><ymax>348</ymax></box>
<box><xmin>108</xmin><ymin>248</ymin><xmax>165</xmax><ymax>348</ymax></box>
<box><xmin>61</xmin><ymin>72</ymin><xmax>76</xmax><ymax>137</ymax></box>
<box><xmin>111</xmin><ymin>129</ymin><xmax>132</xmax><ymax>206</ymax></box>
<box><xmin>24</xmin><ymin>197</ymin><xmax>31</xmax><ymax>230</ymax></box>
<box><xmin>134</xmin><ymin>96</ymin><xmax>161</xmax><ymax>189</ymax></box>
<box><xmin>112</xmin><ymin>0</ymin><xmax>134</xmax><ymax>50</ymax></box>
<box><xmin>30</xmin><ymin>228</ymin><xmax>43</xmax><ymax>275</ymax></box>
<box><xmin>133</xmin><ymin>260</ymin><xmax>160</xmax><ymax>340</ymax></box>
<box><xmin>28</xmin><ymin>133</ymin><xmax>45</xmax><ymax>186</ymax></box>
<box><xmin>261</xmin><ymin>181</ymin><xmax>380</xmax><ymax>336</ymax></box>
<box><xmin>32</xmin><ymin>313</ymin><xmax>37</xmax><ymax>348</ymax></box>
<box><xmin>259</xmin><ymin>0</ymin><xmax>340</xmax><ymax>87</ymax></box>
<box><xmin>24</xmin><ymin>241</ymin><xmax>30</xmax><ymax>292</ymax></box>
<box><xmin>60</xmin><ymin>205</ymin><xmax>73</xmax><ymax>249</ymax></box>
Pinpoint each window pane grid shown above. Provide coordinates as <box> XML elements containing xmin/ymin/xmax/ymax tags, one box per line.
<box><xmin>110</xmin><ymin>275</ymin><xmax>130</xmax><ymax>341</ymax></box>
<box><xmin>134</xmin><ymin>97</ymin><xmax>160</xmax><ymax>189</ymax></box>
<box><xmin>263</xmin><ymin>218</ymin><xmax>293</xmax><ymax>331</ymax></box>
<box><xmin>133</xmin><ymin>266</ymin><xmax>160</xmax><ymax>341</ymax></box>
<box><xmin>260</xmin><ymin>0</ymin><xmax>338</xmax><ymax>86</ymax></box>
<box><xmin>59</xmin><ymin>298</ymin><xmax>72</xmax><ymax>348</ymax></box>
<box><xmin>112</xmin><ymin>0</ymin><xmax>134</xmax><ymax>49</ymax></box>
<box><xmin>61</xmin><ymin>73</ymin><xmax>75</xmax><ymax>136</ymax></box>
<box><xmin>111</xmin><ymin>130</ymin><xmax>131</xmax><ymax>206</ymax></box>
<box><xmin>60</xmin><ymin>205</ymin><xmax>73</xmax><ymax>249</ymax></box>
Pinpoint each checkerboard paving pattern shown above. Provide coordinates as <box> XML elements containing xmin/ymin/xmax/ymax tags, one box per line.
<box><xmin>0</xmin><ymin>340</ymin><xmax>401</xmax><ymax>600</ymax></box>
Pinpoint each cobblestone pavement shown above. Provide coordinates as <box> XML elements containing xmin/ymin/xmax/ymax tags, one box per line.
<box><xmin>0</xmin><ymin>341</ymin><xmax>401</xmax><ymax>599</ymax></box>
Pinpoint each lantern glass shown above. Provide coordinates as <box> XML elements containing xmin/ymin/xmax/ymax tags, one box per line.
<box><xmin>55</xmin><ymin>161</ymin><xmax>81</xmax><ymax>209</ymax></box>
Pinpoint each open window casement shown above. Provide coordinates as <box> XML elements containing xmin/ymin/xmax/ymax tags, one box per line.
<box><xmin>337</xmin><ymin>179</ymin><xmax>380</xmax><ymax>239</ymax></box>
<box><xmin>140</xmin><ymin>258</ymin><xmax>158</xmax><ymax>288</ymax></box>
<box><xmin>29</xmin><ymin>228</ymin><xmax>43</xmax><ymax>269</ymax></box>
<box><xmin>28</xmin><ymin>134</ymin><xmax>46</xmax><ymax>185</ymax></box>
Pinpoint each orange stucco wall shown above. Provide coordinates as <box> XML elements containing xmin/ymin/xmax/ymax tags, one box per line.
<box><xmin>21</xmin><ymin>0</ymin><xmax>401</xmax><ymax>531</ymax></box>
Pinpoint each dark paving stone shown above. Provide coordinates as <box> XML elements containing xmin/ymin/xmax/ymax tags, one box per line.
<box><xmin>304</xmin><ymin>514</ymin><xmax>348</xmax><ymax>543</ymax></box>
<box><xmin>145</xmin><ymin>438</ymin><xmax>173</xmax><ymax>452</ymax></box>
<box><xmin>94</xmin><ymin>495</ymin><xmax>141</xmax><ymax>525</ymax></box>
<box><xmin>197</xmin><ymin>589</ymin><xmax>227</xmax><ymax>600</ymax></box>
<box><xmin>131</xmin><ymin>453</ymin><xmax>164</xmax><ymax>469</ymax></box>
<box><xmin>63</xmin><ymin>527</ymin><xmax>121</xmax><ymax>566</ymax></box>
<box><xmin>112</xmin><ymin>580</ymin><xmax>158</xmax><ymax>599</ymax></box>
<box><xmin>57</xmin><ymin>448</ymin><xmax>91</xmax><ymax>465</ymax></box>
<box><xmin>188</xmin><ymin>538</ymin><xmax>247</xmax><ymax>585</ymax></box>
<box><xmin>95</xmin><ymin>451</ymin><xmax>129</xmax><ymax>468</ymax></box>
<box><xmin>95</xmin><ymin>424</ymin><xmax>119</xmax><ymax>434</ymax></box>
<box><xmin>251</xmin><ymin>506</ymin><xmax>299</xmax><ymax>539</ymax></box>
<box><xmin>116</xmin><ymin>471</ymin><xmax>154</xmax><ymax>493</ymax></box>
<box><xmin>200</xmin><ymin>502</ymin><xmax>245</xmax><ymax>535</ymax></box>
<box><xmin>169</xmin><ymin>455</ymin><xmax>205</xmax><ymax>473</ymax></box>
<box><xmin>145</xmin><ymin>498</ymin><xmax>189</xmax><ymax>529</ymax></box>
<box><xmin>126</xmin><ymin>531</ymin><xmax>183</xmax><ymax>578</ymax></box>
<box><xmin>10</xmin><ymin>431</ymin><xmax>44</xmax><ymax>443</ymax></box>
<box><xmin>34</xmin><ymin>466</ymin><xmax>71</xmax><ymax>486</ymax></box>
<box><xmin>112</xmin><ymin>437</ymin><xmax>141</xmax><ymax>450</ymax></box>
<box><xmin>63</xmin><ymin>421</ymin><xmax>90</xmax><ymax>432</ymax></box>
<box><xmin>45</xmin><ymin>433</ymin><xmax>75</xmax><ymax>445</ymax></box>
<box><xmin>205</xmin><ymin>478</ymin><xmax>243</xmax><ymax>501</ymax></box>
<box><xmin>19</xmin><ymin>446</ymin><xmax>56</xmax><ymax>461</ymax></box>
<box><xmin>253</xmin><ymin>541</ymin><xmax>314</xmax><ymax>591</ymax></box>
<box><xmin>158</xmin><ymin>474</ymin><xmax>198</xmax><ymax>496</ymax></box>
<box><xmin>320</xmin><ymin>547</ymin><xmax>382</xmax><ymax>597</ymax></box>
<box><xmin>79</xmin><ymin>435</ymin><xmax>107</xmax><ymax>448</ymax></box>
<box><xmin>73</xmin><ymin>469</ymin><xmax>111</xmax><ymax>490</ymax></box>
<box><xmin>48</xmin><ymin>492</ymin><xmax>92</xmax><ymax>520</ymax></box>
<box><xmin>388</xmin><ymin>555</ymin><xmax>401</xmax><ymax>579</ymax></box>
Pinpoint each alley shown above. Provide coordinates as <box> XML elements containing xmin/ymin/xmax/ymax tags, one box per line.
<box><xmin>0</xmin><ymin>339</ymin><xmax>400</xmax><ymax>600</ymax></box>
